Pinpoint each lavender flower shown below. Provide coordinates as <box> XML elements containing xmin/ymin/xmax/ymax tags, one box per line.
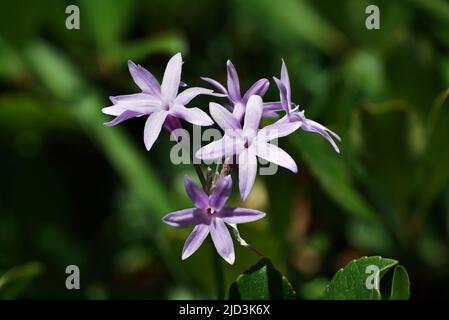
<box><xmin>201</xmin><ymin>60</ymin><xmax>278</xmax><ymax>121</ymax></box>
<box><xmin>102</xmin><ymin>53</ymin><xmax>216</xmax><ymax>151</ymax></box>
<box><xmin>163</xmin><ymin>175</ymin><xmax>265</xmax><ymax>264</ymax></box>
<box><xmin>196</xmin><ymin>95</ymin><xmax>300</xmax><ymax>200</ymax></box>
<box><xmin>273</xmin><ymin>60</ymin><xmax>341</xmax><ymax>153</ymax></box>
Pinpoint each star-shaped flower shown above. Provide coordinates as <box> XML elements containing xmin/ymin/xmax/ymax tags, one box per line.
<box><xmin>272</xmin><ymin>59</ymin><xmax>341</xmax><ymax>153</ymax></box>
<box><xmin>196</xmin><ymin>95</ymin><xmax>300</xmax><ymax>200</ymax></box>
<box><xmin>201</xmin><ymin>60</ymin><xmax>278</xmax><ymax>121</ymax></box>
<box><xmin>102</xmin><ymin>53</ymin><xmax>217</xmax><ymax>151</ymax></box>
<box><xmin>163</xmin><ymin>175</ymin><xmax>265</xmax><ymax>264</ymax></box>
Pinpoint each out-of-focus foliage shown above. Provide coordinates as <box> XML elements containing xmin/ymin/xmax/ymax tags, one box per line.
<box><xmin>0</xmin><ymin>0</ymin><xmax>448</xmax><ymax>299</ymax></box>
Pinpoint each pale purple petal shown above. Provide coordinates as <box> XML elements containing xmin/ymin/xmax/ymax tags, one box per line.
<box><xmin>209</xmin><ymin>102</ymin><xmax>241</xmax><ymax>131</ymax></box>
<box><xmin>201</xmin><ymin>77</ymin><xmax>228</xmax><ymax>94</ymax></box>
<box><xmin>242</xmin><ymin>78</ymin><xmax>269</xmax><ymax>103</ymax></box>
<box><xmin>273</xmin><ymin>77</ymin><xmax>290</xmax><ymax>114</ymax></box>
<box><xmin>209</xmin><ymin>218</ymin><xmax>235</xmax><ymax>264</ymax></box>
<box><xmin>184</xmin><ymin>175</ymin><xmax>209</xmax><ymax>209</ymax></box>
<box><xmin>294</xmin><ymin>113</ymin><xmax>341</xmax><ymax>153</ymax></box>
<box><xmin>195</xmin><ymin>135</ymin><xmax>243</xmax><ymax>161</ymax></box>
<box><xmin>104</xmin><ymin>110</ymin><xmax>144</xmax><ymax>126</ymax></box>
<box><xmin>209</xmin><ymin>175</ymin><xmax>232</xmax><ymax>211</ymax></box>
<box><xmin>220</xmin><ymin>207</ymin><xmax>266</xmax><ymax>224</ymax></box>
<box><xmin>226</xmin><ymin>60</ymin><xmax>241</xmax><ymax>103</ymax></box>
<box><xmin>242</xmin><ymin>95</ymin><xmax>263</xmax><ymax>134</ymax></box>
<box><xmin>257</xmin><ymin>120</ymin><xmax>300</xmax><ymax>142</ymax></box>
<box><xmin>143</xmin><ymin>110</ymin><xmax>168</xmax><ymax>151</ymax></box>
<box><xmin>263</xmin><ymin>101</ymin><xmax>283</xmax><ymax>112</ymax></box>
<box><xmin>174</xmin><ymin>87</ymin><xmax>215</xmax><ymax>105</ymax></box>
<box><xmin>110</xmin><ymin>93</ymin><xmax>160</xmax><ymax>106</ymax></box>
<box><xmin>280</xmin><ymin>59</ymin><xmax>291</xmax><ymax>107</ymax></box>
<box><xmin>262</xmin><ymin>110</ymin><xmax>280</xmax><ymax>118</ymax></box>
<box><xmin>170</xmin><ymin>104</ymin><xmax>213</xmax><ymax>126</ymax></box>
<box><xmin>255</xmin><ymin>142</ymin><xmax>297</xmax><ymax>173</ymax></box>
<box><xmin>161</xmin><ymin>53</ymin><xmax>183</xmax><ymax>100</ymax></box>
<box><xmin>102</xmin><ymin>105</ymin><xmax>126</xmax><ymax>116</ymax></box>
<box><xmin>162</xmin><ymin>208</ymin><xmax>203</xmax><ymax>227</ymax></box>
<box><xmin>128</xmin><ymin>60</ymin><xmax>161</xmax><ymax>97</ymax></box>
<box><xmin>232</xmin><ymin>102</ymin><xmax>245</xmax><ymax>122</ymax></box>
<box><xmin>238</xmin><ymin>150</ymin><xmax>258</xmax><ymax>200</ymax></box>
<box><xmin>182</xmin><ymin>224</ymin><xmax>210</xmax><ymax>260</ymax></box>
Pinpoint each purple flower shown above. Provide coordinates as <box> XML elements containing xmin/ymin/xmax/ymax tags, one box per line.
<box><xmin>201</xmin><ymin>60</ymin><xmax>278</xmax><ymax>121</ymax></box>
<box><xmin>163</xmin><ymin>175</ymin><xmax>265</xmax><ymax>264</ymax></box>
<box><xmin>273</xmin><ymin>60</ymin><xmax>341</xmax><ymax>153</ymax></box>
<box><xmin>196</xmin><ymin>95</ymin><xmax>300</xmax><ymax>200</ymax></box>
<box><xmin>102</xmin><ymin>53</ymin><xmax>217</xmax><ymax>151</ymax></box>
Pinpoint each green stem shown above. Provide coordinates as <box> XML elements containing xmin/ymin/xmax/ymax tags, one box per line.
<box><xmin>211</xmin><ymin>243</ymin><xmax>225</xmax><ymax>300</ymax></box>
<box><xmin>193</xmin><ymin>163</ymin><xmax>225</xmax><ymax>300</ymax></box>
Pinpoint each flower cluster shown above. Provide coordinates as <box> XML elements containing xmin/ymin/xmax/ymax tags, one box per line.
<box><xmin>103</xmin><ymin>53</ymin><xmax>340</xmax><ymax>264</ymax></box>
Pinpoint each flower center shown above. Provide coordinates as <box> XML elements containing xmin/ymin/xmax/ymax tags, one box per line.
<box><xmin>206</xmin><ymin>208</ymin><xmax>215</xmax><ymax>216</ymax></box>
<box><xmin>244</xmin><ymin>138</ymin><xmax>249</xmax><ymax>149</ymax></box>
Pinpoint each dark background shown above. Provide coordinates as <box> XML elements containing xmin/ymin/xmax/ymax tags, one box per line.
<box><xmin>0</xmin><ymin>0</ymin><xmax>449</xmax><ymax>299</ymax></box>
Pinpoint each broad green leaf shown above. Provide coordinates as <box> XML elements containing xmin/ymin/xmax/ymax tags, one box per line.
<box><xmin>228</xmin><ymin>258</ymin><xmax>296</xmax><ymax>300</ymax></box>
<box><xmin>324</xmin><ymin>256</ymin><xmax>398</xmax><ymax>300</ymax></box>
<box><xmin>390</xmin><ymin>265</ymin><xmax>411</xmax><ymax>300</ymax></box>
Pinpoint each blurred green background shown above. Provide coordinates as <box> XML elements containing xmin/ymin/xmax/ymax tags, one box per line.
<box><xmin>1</xmin><ymin>0</ymin><xmax>449</xmax><ymax>299</ymax></box>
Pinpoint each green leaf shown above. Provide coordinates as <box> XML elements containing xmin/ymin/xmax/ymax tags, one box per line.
<box><xmin>324</xmin><ymin>256</ymin><xmax>398</xmax><ymax>300</ymax></box>
<box><xmin>228</xmin><ymin>258</ymin><xmax>296</xmax><ymax>300</ymax></box>
<box><xmin>390</xmin><ymin>265</ymin><xmax>411</xmax><ymax>300</ymax></box>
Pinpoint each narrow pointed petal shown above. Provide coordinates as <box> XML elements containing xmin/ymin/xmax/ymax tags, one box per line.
<box><xmin>263</xmin><ymin>101</ymin><xmax>283</xmax><ymax>112</ymax></box>
<box><xmin>184</xmin><ymin>175</ymin><xmax>209</xmax><ymax>209</ymax></box>
<box><xmin>242</xmin><ymin>95</ymin><xmax>263</xmax><ymax>134</ymax></box>
<box><xmin>209</xmin><ymin>102</ymin><xmax>241</xmax><ymax>131</ymax></box>
<box><xmin>104</xmin><ymin>110</ymin><xmax>144</xmax><ymax>126</ymax></box>
<box><xmin>162</xmin><ymin>208</ymin><xmax>203</xmax><ymax>227</ymax></box>
<box><xmin>238</xmin><ymin>150</ymin><xmax>258</xmax><ymax>200</ymax></box>
<box><xmin>102</xmin><ymin>105</ymin><xmax>127</xmax><ymax>116</ymax></box>
<box><xmin>182</xmin><ymin>224</ymin><xmax>210</xmax><ymax>260</ymax></box>
<box><xmin>255</xmin><ymin>142</ymin><xmax>297</xmax><ymax>173</ymax></box>
<box><xmin>280</xmin><ymin>59</ymin><xmax>291</xmax><ymax>106</ymax></box>
<box><xmin>242</xmin><ymin>78</ymin><xmax>269</xmax><ymax>103</ymax></box>
<box><xmin>257</xmin><ymin>120</ymin><xmax>300</xmax><ymax>142</ymax></box>
<box><xmin>226</xmin><ymin>60</ymin><xmax>241</xmax><ymax>102</ymax></box>
<box><xmin>174</xmin><ymin>87</ymin><xmax>215</xmax><ymax>105</ymax></box>
<box><xmin>201</xmin><ymin>77</ymin><xmax>228</xmax><ymax>94</ymax></box>
<box><xmin>273</xmin><ymin>77</ymin><xmax>290</xmax><ymax>114</ymax></box>
<box><xmin>209</xmin><ymin>218</ymin><xmax>235</xmax><ymax>264</ymax></box>
<box><xmin>195</xmin><ymin>135</ymin><xmax>243</xmax><ymax>161</ymax></box>
<box><xmin>209</xmin><ymin>175</ymin><xmax>232</xmax><ymax>211</ymax></box>
<box><xmin>171</xmin><ymin>103</ymin><xmax>213</xmax><ymax>126</ymax></box>
<box><xmin>262</xmin><ymin>110</ymin><xmax>280</xmax><ymax>118</ymax></box>
<box><xmin>128</xmin><ymin>60</ymin><xmax>161</xmax><ymax>97</ymax></box>
<box><xmin>299</xmin><ymin>117</ymin><xmax>340</xmax><ymax>153</ymax></box>
<box><xmin>161</xmin><ymin>53</ymin><xmax>183</xmax><ymax>100</ymax></box>
<box><xmin>108</xmin><ymin>93</ymin><xmax>162</xmax><ymax>113</ymax></box>
<box><xmin>143</xmin><ymin>110</ymin><xmax>168</xmax><ymax>151</ymax></box>
<box><xmin>220</xmin><ymin>207</ymin><xmax>266</xmax><ymax>224</ymax></box>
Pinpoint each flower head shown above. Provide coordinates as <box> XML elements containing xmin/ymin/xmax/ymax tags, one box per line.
<box><xmin>102</xmin><ymin>53</ymin><xmax>217</xmax><ymax>151</ymax></box>
<box><xmin>201</xmin><ymin>60</ymin><xmax>277</xmax><ymax>121</ymax></box>
<box><xmin>273</xmin><ymin>59</ymin><xmax>341</xmax><ymax>153</ymax></box>
<box><xmin>163</xmin><ymin>175</ymin><xmax>265</xmax><ymax>264</ymax></box>
<box><xmin>196</xmin><ymin>95</ymin><xmax>300</xmax><ymax>200</ymax></box>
